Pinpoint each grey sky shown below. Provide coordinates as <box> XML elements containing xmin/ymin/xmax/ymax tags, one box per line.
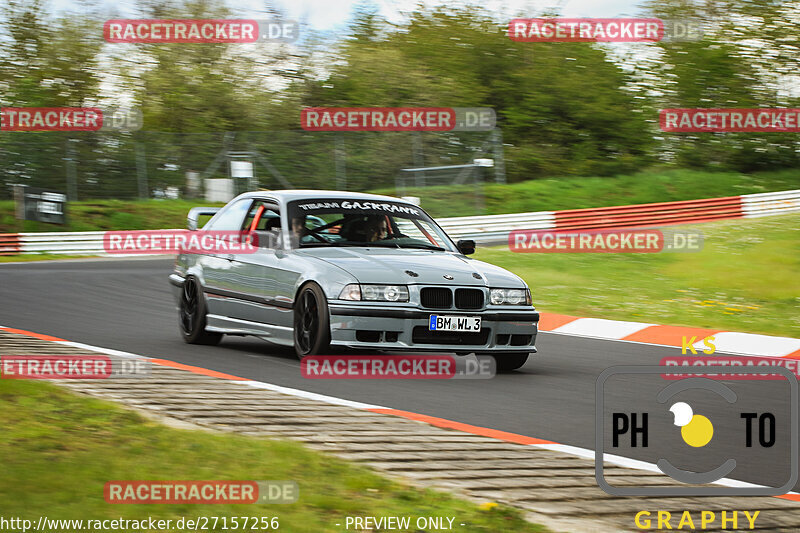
<box><xmin>51</xmin><ymin>0</ymin><xmax>645</xmax><ymax>33</ymax></box>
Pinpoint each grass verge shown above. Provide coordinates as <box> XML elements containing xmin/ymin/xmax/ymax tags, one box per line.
<box><xmin>0</xmin><ymin>379</ymin><xmax>547</xmax><ymax>532</ymax></box>
<box><xmin>0</xmin><ymin>199</ymin><xmax>223</xmax><ymax>234</ymax></box>
<box><xmin>476</xmin><ymin>214</ymin><xmax>800</xmax><ymax>338</ymax></box>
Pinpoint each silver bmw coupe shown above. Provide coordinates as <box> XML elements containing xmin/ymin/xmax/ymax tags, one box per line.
<box><xmin>169</xmin><ymin>190</ymin><xmax>539</xmax><ymax>371</ymax></box>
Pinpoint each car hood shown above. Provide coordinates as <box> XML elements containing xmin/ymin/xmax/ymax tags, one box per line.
<box><xmin>297</xmin><ymin>247</ymin><xmax>525</xmax><ymax>287</ymax></box>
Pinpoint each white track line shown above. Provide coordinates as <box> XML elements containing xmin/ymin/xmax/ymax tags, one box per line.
<box><xmin>240</xmin><ymin>380</ymin><xmax>385</xmax><ymax>410</ymax></box>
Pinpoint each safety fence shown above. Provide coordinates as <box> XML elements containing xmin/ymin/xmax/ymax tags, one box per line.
<box><xmin>443</xmin><ymin>189</ymin><xmax>799</xmax><ymax>241</ymax></box>
<box><xmin>1</xmin><ymin>189</ymin><xmax>798</xmax><ymax>255</ymax></box>
<box><xmin>0</xmin><ymin>234</ymin><xmax>21</xmax><ymax>255</ymax></box>
<box><xmin>0</xmin><ymin>231</ymin><xmax>108</xmax><ymax>256</ymax></box>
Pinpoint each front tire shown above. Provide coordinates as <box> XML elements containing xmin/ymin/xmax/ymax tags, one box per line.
<box><xmin>491</xmin><ymin>352</ymin><xmax>529</xmax><ymax>372</ymax></box>
<box><xmin>293</xmin><ymin>283</ymin><xmax>331</xmax><ymax>359</ymax></box>
<box><xmin>179</xmin><ymin>277</ymin><xmax>223</xmax><ymax>345</ymax></box>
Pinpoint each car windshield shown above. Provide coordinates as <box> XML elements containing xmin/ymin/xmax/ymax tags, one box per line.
<box><xmin>287</xmin><ymin>199</ymin><xmax>456</xmax><ymax>251</ymax></box>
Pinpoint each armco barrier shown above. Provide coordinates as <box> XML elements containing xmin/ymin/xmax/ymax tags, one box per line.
<box><xmin>553</xmin><ymin>195</ymin><xmax>744</xmax><ymax>231</ymax></box>
<box><xmin>741</xmin><ymin>189</ymin><xmax>800</xmax><ymax>218</ymax></box>
<box><xmin>2</xmin><ymin>189</ymin><xmax>798</xmax><ymax>255</ymax></box>
<box><xmin>0</xmin><ymin>234</ymin><xmax>21</xmax><ymax>256</ymax></box>
<box><xmin>18</xmin><ymin>231</ymin><xmax>107</xmax><ymax>255</ymax></box>
<box><xmin>437</xmin><ymin>211</ymin><xmax>555</xmax><ymax>242</ymax></box>
<box><xmin>448</xmin><ymin>189</ymin><xmax>799</xmax><ymax>241</ymax></box>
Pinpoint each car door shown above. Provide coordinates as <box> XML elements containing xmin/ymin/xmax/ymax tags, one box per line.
<box><xmin>198</xmin><ymin>197</ymin><xmax>252</xmax><ymax>318</ymax></box>
<box><xmin>226</xmin><ymin>199</ymin><xmax>286</xmax><ymax>328</ymax></box>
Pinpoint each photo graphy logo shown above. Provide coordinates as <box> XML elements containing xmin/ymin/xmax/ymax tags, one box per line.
<box><xmin>596</xmin><ymin>365</ymin><xmax>798</xmax><ymax>496</ymax></box>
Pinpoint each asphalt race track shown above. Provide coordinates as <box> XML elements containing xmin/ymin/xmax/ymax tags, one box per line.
<box><xmin>1</xmin><ymin>257</ymin><xmax>796</xmax><ymax>493</ymax></box>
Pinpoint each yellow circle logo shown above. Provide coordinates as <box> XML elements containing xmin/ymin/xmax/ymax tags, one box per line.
<box><xmin>670</xmin><ymin>402</ymin><xmax>714</xmax><ymax>448</ymax></box>
<box><xmin>680</xmin><ymin>414</ymin><xmax>714</xmax><ymax>447</ymax></box>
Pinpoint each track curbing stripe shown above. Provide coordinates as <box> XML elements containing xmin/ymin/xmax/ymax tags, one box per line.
<box><xmin>538</xmin><ymin>314</ymin><xmax>799</xmax><ymax>359</ymax></box>
<box><xmin>150</xmin><ymin>358</ymin><xmax>250</xmax><ymax>381</ymax></box>
<box><xmin>0</xmin><ymin>326</ymin><xmax>66</xmax><ymax>342</ymax></box>
<box><xmin>368</xmin><ymin>408</ymin><xmax>555</xmax><ymax>445</ymax></box>
<box><xmin>552</xmin><ymin>317</ymin><xmax>655</xmax><ymax>340</ymax></box>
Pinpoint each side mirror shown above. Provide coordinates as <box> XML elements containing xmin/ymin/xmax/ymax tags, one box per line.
<box><xmin>457</xmin><ymin>239</ymin><xmax>476</xmax><ymax>255</ymax></box>
<box><xmin>187</xmin><ymin>207</ymin><xmax>221</xmax><ymax>230</ymax></box>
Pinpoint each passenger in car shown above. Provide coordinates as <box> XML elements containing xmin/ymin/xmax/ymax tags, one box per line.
<box><xmin>289</xmin><ymin>215</ymin><xmax>308</xmax><ymax>247</ymax></box>
<box><xmin>338</xmin><ymin>215</ymin><xmax>389</xmax><ymax>242</ymax></box>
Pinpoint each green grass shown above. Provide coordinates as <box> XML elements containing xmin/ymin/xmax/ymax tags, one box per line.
<box><xmin>0</xmin><ymin>199</ymin><xmax>224</xmax><ymax>234</ymax></box>
<box><xmin>475</xmin><ymin>214</ymin><xmax>800</xmax><ymax>338</ymax></box>
<box><xmin>0</xmin><ymin>379</ymin><xmax>546</xmax><ymax>532</ymax></box>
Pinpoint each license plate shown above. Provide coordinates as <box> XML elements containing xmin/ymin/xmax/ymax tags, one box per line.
<box><xmin>429</xmin><ymin>315</ymin><xmax>481</xmax><ymax>332</ymax></box>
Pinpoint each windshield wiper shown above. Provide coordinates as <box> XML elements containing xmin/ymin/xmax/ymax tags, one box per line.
<box><xmin>299</xmin><ymin>242</ymin><xmax>366</xmax><ymax>248</ymax></box>
<box><xmin>300</xmin><ymin>241</ymin><xmax>442</xmax><ymax>250</ymax></box>
<box><xmin>397</xmin><ymin>243</ymin><xmax>445</xmax><ymax>251</ymax></box>
<box><xmin>362</xmin><ymin>241</ymin><xmax>401</xmax><ymax>248</ymax></box>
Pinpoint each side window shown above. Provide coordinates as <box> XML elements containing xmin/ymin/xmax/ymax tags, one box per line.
<box><xmin>242</xmin><ymin>200</ymin><xmax>282</xmax><ymax>249</ymax></box>
<box><xmin>242</xmin><ymin>200</ymin><xmax>281</xmax><ymax>231</ymax></box>
<box><xmin>204</xmin><ymin>199</ymin><xmax>252</xmax><ymax>231</ymax></box>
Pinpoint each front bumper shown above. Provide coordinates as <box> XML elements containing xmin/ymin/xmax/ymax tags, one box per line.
<box><xmin>328</xmin><ymin>303</ymin><xmax>539</xmax><ymax>353</ymax></box>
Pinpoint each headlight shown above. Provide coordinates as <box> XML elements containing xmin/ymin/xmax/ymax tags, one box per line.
<box><xmin>339</xmin><ymin>284</ymin><xmax>409</xmax><ymax>302</ymax></box>
<box><xmin>490</xmin><ymin>289</ymin><xmax>506</xmax><ymax>305</ymax></box>
<box><xmin>490</xmin><ymin>288</ymin><xmax>531</xmax><ymax>306</ymax></box>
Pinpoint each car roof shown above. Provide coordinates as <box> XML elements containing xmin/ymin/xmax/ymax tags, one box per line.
<box><xmin>234</xmin><ymin>189</ymin><xmax>415</xmax><ymax>205</ymax></box>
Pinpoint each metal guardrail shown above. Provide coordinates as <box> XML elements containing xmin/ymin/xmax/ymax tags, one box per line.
<box><xmin>450</xmin><ymin>189</ymin><xmax>800</xmax><ymax>241</ymax></box>
<box><xmin>740</xmin><ymin>189</ymin><xmax>800</xmax><ymax>218</ymax></box>
<box><xmin>3</xmin><ymin>189</ymin><xmax>799</xmax><ymax>255</ymax></box>
<box><xmin>18</xmin><ymin>231</ymin><xmax>108</xmax><ymax>254</ymax></box>
<box><xmin>0</xmin><ymin>234</ymin><xmax>21</xmax><ymax>256</ymax></box>
<box><xmin>438</xmin><ymin>211</ymin><xmax>555</xmax><ymax>242</ymax></box>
